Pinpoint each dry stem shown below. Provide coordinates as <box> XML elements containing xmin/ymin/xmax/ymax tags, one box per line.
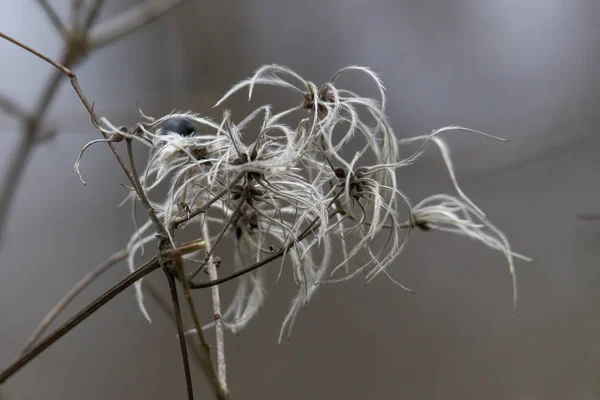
<box><xmin>143</xmin><ymin>279</ymin><xmax>207</xmax><ymax>368</ymax></box>
<box><xmin>202</xmin><ymin>222</ymin><xmax>229</xmax><ymax>399</ymax></box>
<box><xmin>172</xmin><ymin>249</ymin><xmax>225</xmax><ymax>399</ymax></box>
<box><xmin>36</xmin><ymin>0</ymin><xmax>69</xmax><ymax>39</ymax></box>
<box><xmin>164</xmin><ymin>267</ymin><xmax>195</xmax><ymax>400</ymax></box>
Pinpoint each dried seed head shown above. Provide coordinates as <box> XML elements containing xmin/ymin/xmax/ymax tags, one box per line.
<box><xmin>120</xmin><ymin>64</ymin><xmax>529</xmax><ymax>344</ymax></box>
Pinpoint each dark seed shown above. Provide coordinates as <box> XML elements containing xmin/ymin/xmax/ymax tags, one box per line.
<box><xmin>415</xmin><ymin>221</ymin><xmax>431</xmax><ymax>231</ymax></box>
<box><xmin>161</xmin><ymin>117</ymin><xmax>195</xmax><ymax>137</ymax></box>
<box><xmin>334</xmin><ymin>167</ymin><xmax>346</xmax><ymax>179</ymax></box>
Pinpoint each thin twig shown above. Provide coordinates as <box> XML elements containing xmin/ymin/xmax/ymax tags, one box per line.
<box><xmin>0</xmin><ymin>32</ymin><xmax>137</xmax><ymax>187</ymax></box>
<box><xmin>36</xmin><ymin>0</ymin><xmax>69</xmax><ymax>39</ymax></box>
<box><xmin>0</xmin><ymin>33</ymin><xmax>73</xmax><ymax>77</ymax></box>
<box><xmin>0</xmin><ymin>40</ymin><xmax>165</xmax><ymax>245</ymax></box>
<box><xmin>0</xmin><ymin>0</ymin><xmax>183</xmax><ymax>251</ymax></box>
<box><xmin>188</xmin><ymin>201</ymin><xmax>242</xmax><ymax>280</ymax></box>
<box><xmin>21</xmin><ymin>249</ymin><xmax>129</xmax><ymax>354</ymax></box>
<box><xmin>23</xmin><ymin>240</ymin><xmax>205</xmax><ymax>356</ymax></box>
<box><xmin>143</xmin><ymin>279</ymin><xmax>206</xmax><ymax>367</ymax></box>
<box><xmin>172</xmin><ymin>250</ymin><xmax>224</xmax><ymax>399</ymax></box>
<box><xmin>81</xmin><ymin>0</ymin><xmax>107</xmax><ymax>33</ymax></box>
<box><xmin>171</xmin><ymin>174</ymin><xmax>245</xmax><ymax>230</ymax></box>
<box><xmin>70</xmin><ymin>0</ymin><xmax>84</xmax><ymax>31</ymax></box>
<box><xmin>0</xmin><ymin>257</ymin><xmax>161</xmax><ymax>383</ymax></box>
<box><xmin>202</xmin><ymin>222</ymin><xmax>229</xmax><ymax>398</ymax></box>
<box><xmin>189</xmin><ymin>192</ymin><xmax>344</xmax><ymax>289</ymax></box>
<box><xmin>164</xmin><ymin>268</ymin><xmax>195</xmax><ymax>400</ymax></box>
<box><xmin>0</xmin><ymin>7</ymin><xmax>222</xmax><ymax>396</ymax></box>
<box><xmin>89</xmin><ymin>0</ymin><xmax>189</xmax><ymax>50</ymax></box>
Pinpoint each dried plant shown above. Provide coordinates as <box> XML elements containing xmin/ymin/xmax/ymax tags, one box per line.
<box><xmin>0</xmin><ymin>9</ymin><xmax>533</xmax><ymax>399</ymax></box>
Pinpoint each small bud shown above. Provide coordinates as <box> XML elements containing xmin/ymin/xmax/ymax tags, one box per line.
<box><xmin>213</xmin><ymin>256</ymin><xmax>222</xmax><ymax>269</ymax></box>
<box><xmin>250</xmin><ymin>147</ymin><xmax>258</xmax><ymax>161</ymax></box>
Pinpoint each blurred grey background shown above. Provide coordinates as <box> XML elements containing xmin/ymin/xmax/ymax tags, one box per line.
<box><xmin>1</xmin><ymin>1</ymin><xmax>600</xmax><ymax>399</ymax></box>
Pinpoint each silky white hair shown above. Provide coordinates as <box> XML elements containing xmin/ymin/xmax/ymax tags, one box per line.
<box><xmin>77</xmin><ymin>64</ymin><xmax>532</xmax><ymax>341</ymax></box>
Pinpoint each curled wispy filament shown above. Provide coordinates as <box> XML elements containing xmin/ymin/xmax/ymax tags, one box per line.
<box><xmin>81</xmin><ymin>64</ymin><xmax>532</xmax><ymax>341</ymax></box>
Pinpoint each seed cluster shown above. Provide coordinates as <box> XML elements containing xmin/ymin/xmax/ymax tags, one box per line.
<box><xmin>93</xmin><ymin>65</ymin><xmax>531</xmax><ymax>342</ymax></box>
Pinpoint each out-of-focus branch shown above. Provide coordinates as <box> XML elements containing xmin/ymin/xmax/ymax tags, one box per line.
<box><xmin>576</xmin><ymin>213</ymin><xmax>600</xmax><ymax>221</ymax></box>
<box><xmin>89</xmin><ymin>0</ymin><xmax>189</xmax><ymax>50</ymax></box>
<box><xmin>82</xmin><ymin>0</ymin><xmax>107</xmax><ymax>32</ymax></box>
<box><xmin>0</xmin><ymin>0</ymin><xmax>192</xmax><ymax>254</ymax></box>
<box><xmin>0</xmin><ymin>32</ymin><xmax>136</xmax><ymax>187</ymax></box>
<box><xmin>0</xmin><ymin>131</ymin><xmax>36</xmax><ymax>249</ymax></box>
<box><xmin>0</xmin><ymin>39</ymin><xmax>78</xmax><ymax>253</ymax></box>
<box><xmin>0</xmin><ymin>95</ymin><xmax>29</xmax><ymax>120</ymax></box>
<box><xmin>36</xmin><ymin>0</ymin><xmax>69</xmax><ymax>39</ymax></box>
<box><xmin>0</xmin><ymin>2</ymin><xmax>205</xmax><ymax>396</ymax></box>
<box><xmin>0</xmin><ymin>0</ymin><xmax>191</xmax><ymax>253</ymax></box>
<box><xmin>70</xmin><ymin>0</ymin><xmax>84</xmax><ymax>31</ymax></box>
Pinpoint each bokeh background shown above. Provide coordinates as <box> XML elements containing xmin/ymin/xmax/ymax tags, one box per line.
<box><xmin>1</xmin><ymin>1</ymin><xmax>600</xmax><ymax>399</ymax></box>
